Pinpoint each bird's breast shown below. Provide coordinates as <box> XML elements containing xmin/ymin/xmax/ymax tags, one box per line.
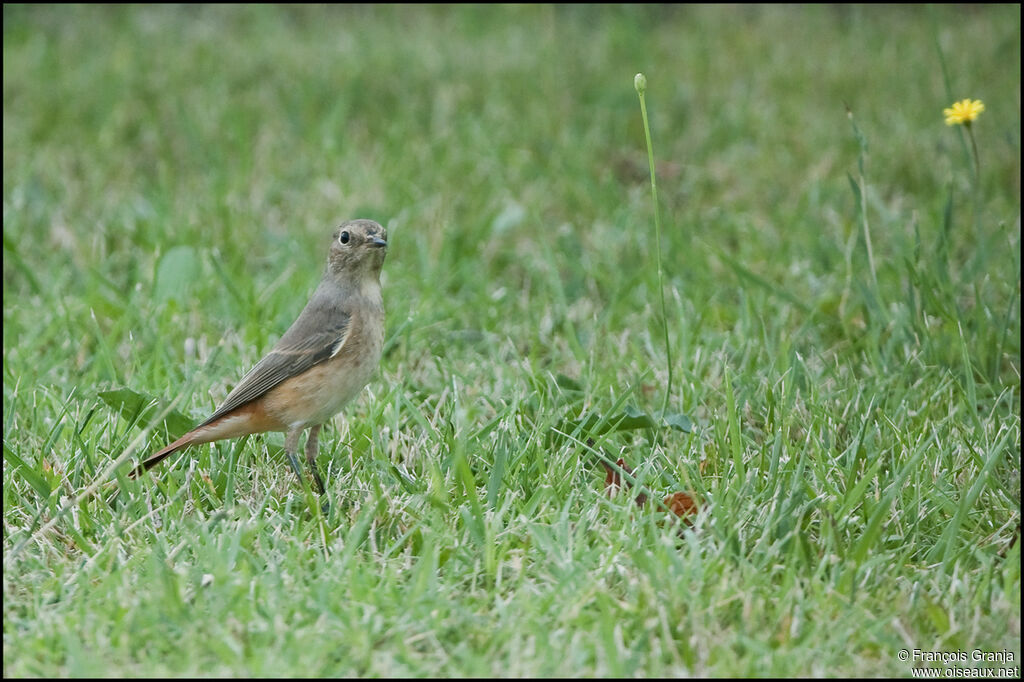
<box><xmin>264</xmin><ymin>303</ymin><xmax>384</xmax><ymax>428</ymax></box>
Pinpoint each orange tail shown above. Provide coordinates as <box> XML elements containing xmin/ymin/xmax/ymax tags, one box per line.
<box><xmin>129</xmin><ymin>402</ymin><xmax>280</xmax><ymax>478</ymax></box>
<box><xmin>130</xmin><ymin>432</ymin><xmax>196</xmax><ymax>478</ymax></box>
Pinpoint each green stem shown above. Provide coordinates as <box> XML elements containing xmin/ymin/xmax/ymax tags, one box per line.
<box><xmin>634</xmin><ymin>74</ymin><xmax>674</xmax><ymax>416</ymax></box>
<box><xmin>859</xmin><ymin>171</ymin><xmax>879</xmax><ymax>291</ymax></box>
<box><xmin>966</xmin><ymin>123</ymin><xmax>981</xmax><ymax>182</ymax></box>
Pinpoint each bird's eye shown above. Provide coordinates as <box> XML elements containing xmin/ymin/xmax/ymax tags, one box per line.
<box><xmin>339</xmin><ymin>231</ymin><xmax>350</xmax><ymax>245</ymax></box>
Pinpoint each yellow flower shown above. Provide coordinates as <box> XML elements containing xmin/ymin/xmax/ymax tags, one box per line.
<box><xmin>944</xmin><ymin>99</ymin><xmax>985</xmax><ymax>126</ymax></box>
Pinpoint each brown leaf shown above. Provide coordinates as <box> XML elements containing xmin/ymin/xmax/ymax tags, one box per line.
<box><xmin>602</xmin><ymin>457</ymin><xmax>627</xmax><ymax>493</ymax></box>
<box><xmin>594</xmin><ymin>444</ymin><xmax>696</xmax><ymax>521</ymax></box>
<box><xmin>599</xmin><ymin>456</ymin><xmax>648</xmax><ymax>507</ymax></box>
<box><xmin>662</xmin><ymin>491</ymin><xmax>700</xmax><ymax>526</ymax></box>
<box><xmin>592</xmin><ymin>438</ymin><xmax>620</xmax><ymax>495</ymax></box>
<box><xmin>633</xmin><ymin>488</ymin><xmax>648</xmax><ymax>508</ymax></box>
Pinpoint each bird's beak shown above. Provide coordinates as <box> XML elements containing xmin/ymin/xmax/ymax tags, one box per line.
<box><xmin>371</xmin><ymin>238</ymin><xmax>388</xmax><ymax>248</ymax></box>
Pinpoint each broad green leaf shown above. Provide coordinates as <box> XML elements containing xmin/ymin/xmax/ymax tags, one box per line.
<box><xmin>554</xmin><ymin>405</ymin><xmax>693</xmax><ymax>443</ymax></box>
<box><xmin>154</xmin><ymin>245</ymin><xmax>199</xmax><ymax>303</ymax></box>
<box><xmin>662</xmin><ymin>412</ymin><xmax>694</xmax><ymax>433</ymax></box>
<box><xmin>98</xmin><ymin>387</ymin><xmax>194</xmax><ymax>436</ymax></box>
<box><xmin>555</xmin><ymin>374</ymin><xmax>584</xmax><ymax>393</ymax></box>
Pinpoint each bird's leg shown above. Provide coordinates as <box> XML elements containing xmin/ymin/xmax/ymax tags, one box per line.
<box><xmin>284</xmin><ymin>427</ymin><xmax>304</xmax><ymax>486</ymax></box>
<box><xmin>304</xmin><ymin>424</ymin><xmax>325</xmax><ymax>495</ymax></box>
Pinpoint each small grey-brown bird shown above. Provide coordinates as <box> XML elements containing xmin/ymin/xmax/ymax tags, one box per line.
<box><xmin>132</xmin><ymin>219</ymin><xmax>388</xmax><ymax>494</ymax></box>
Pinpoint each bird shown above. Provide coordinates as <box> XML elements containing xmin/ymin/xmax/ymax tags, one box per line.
<box><xmin>131</xmin><ymin>219</ymin><xmax>388</xmax><ymax>494</ymax></box>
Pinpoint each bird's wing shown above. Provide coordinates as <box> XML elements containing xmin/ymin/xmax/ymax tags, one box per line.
<box><xmin>198</xmin><ymin>308</ymin><xmax>351</xmax><ymax>427</ymax></box>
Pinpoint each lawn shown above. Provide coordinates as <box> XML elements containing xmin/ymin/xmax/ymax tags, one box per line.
<box><xmin>3</xmin><ymin>4</ymin><xmax>1020</xmax><ymax>677</ymax></box>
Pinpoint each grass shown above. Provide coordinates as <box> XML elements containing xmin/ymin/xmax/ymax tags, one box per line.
<box><xmin>3</xmin><ymin>4</ymin><xmax>1020</xmax><ymax>677</ymax></box>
